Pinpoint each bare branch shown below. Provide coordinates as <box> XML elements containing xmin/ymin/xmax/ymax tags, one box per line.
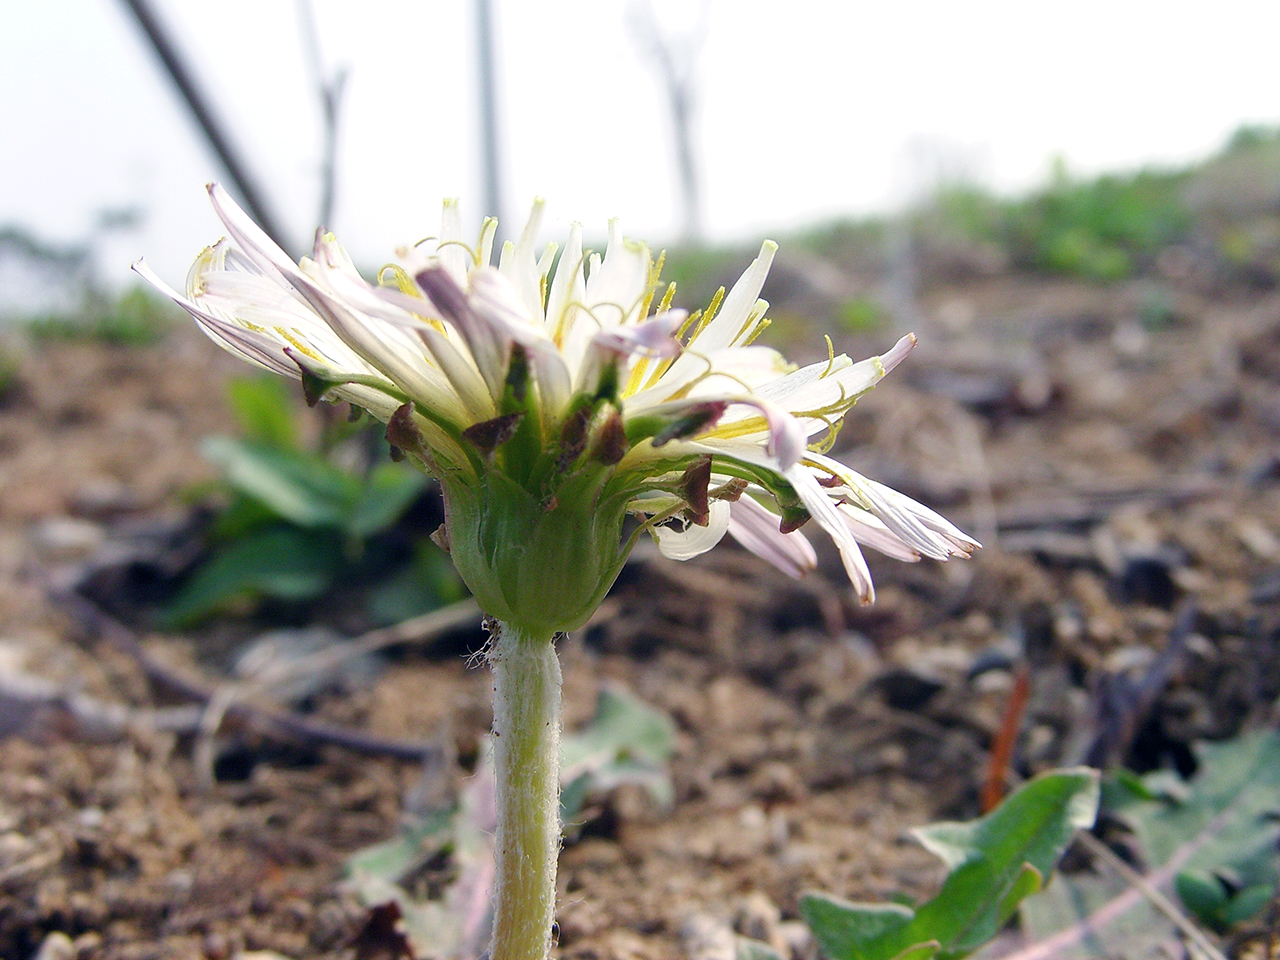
<box><xmin>296</xmin><ymin>0</ymin><xmax>349</xmax><ymax>231</ymax></box>
<box><xmin>628</xmin><ymin>0</ymin><xmax>709</xmax><ymax>242</ymax></box>
<box><xmin>117</xmin><ymin>0</ymin><xmax>292</xmax><ymax>252</ymax></box>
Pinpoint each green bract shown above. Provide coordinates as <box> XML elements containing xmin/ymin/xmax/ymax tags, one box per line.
<box><xmin>439</xmin><ymin>467</ymin><xmax>630</xmax><ymax>635</ymax></box>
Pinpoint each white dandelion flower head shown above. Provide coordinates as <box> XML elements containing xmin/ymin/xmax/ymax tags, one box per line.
<box><xmin>135</xmin><ymin>186</ymin><xmax>978</xmax><ymax>633</ymax></box>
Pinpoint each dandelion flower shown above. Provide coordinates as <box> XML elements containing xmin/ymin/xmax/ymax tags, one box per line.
<box><xmin>136</xmin><ymin>186</ymin><xmax>976</xmax><ymax>630</ymax></box>
<box><xmin>136</xmin><ymin>185</ymin><xmax>978</xmax><ymax>960</ymax></box>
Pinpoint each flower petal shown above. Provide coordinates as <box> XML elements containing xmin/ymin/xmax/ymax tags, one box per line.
<box><xmin>727</xmin><ymin>495</ymin><xmax>817</xmax><ymax>579</ymax></box>
<box><xmin>786</xmin><ymin>464</ymin><xmax>876</xmax><ymax>603</ymax></box>
<box><xmin>653</xmin><ymin>499</ymin><xmax>731</xmax><ymax>561</ymax></box>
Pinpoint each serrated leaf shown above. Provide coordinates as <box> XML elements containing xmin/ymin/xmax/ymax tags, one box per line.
<box><xmin>803</xmin><ymin>769</ymin><xmax>1099</xmax><ymax>960</ymax></box>
<box><xmin>160</xmin><ymin>527</ymin><xmax>343</xmax><ymax>627</ymax></box>
<box><xmin>202</xmin><ymin>436</ymin><xmax>359</xmax><ymax>528</ymax></box>
<box><xmin>346</xmin><ymin>464</ymin><xmax>429</xmax><ymax>538</ymax></box>
<box><xmin>1132</xmin><ymin>733</ymin><xmax>1280</xmax><ymax>886</ymax></box>
<box><xmin>561</xmin><ymin>684</ymin><xmax>675</xmax><ymax>769</ymax></box>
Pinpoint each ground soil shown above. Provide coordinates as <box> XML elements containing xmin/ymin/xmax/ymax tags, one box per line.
<box><xmin>0</xmin><ymin>263</ymin><xmax>1278</xmax><ymax>960</ymax></box>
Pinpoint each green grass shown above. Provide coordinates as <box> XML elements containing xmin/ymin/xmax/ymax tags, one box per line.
<box><xmin>25</xmin><ymin>286</ymin><xmax>177</xmax><ymax>346</ymax></box>
<box><xmin>781</xmin><ymin>124</ymin><xmax>1280</xmax><ymax>287</ymax></box>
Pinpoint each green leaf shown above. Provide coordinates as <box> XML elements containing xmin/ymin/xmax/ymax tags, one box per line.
<box><xmin>343</xmin><ymin>743</ymin><xmax>497</xmax><ymax>960</ymax></box>
<box><xmin>160</xmin><ymin>527</ymin><xmax>343</xmax><ymax>627</ymax></box>
<box><xmin>1222</xmin><ymin>884</ymin><xmax>1274</xmax><ymax>927</ymax></box>
<box><xmin>801</xmin><ymin>897</ymin><xmax>919</xmax><ymax>960</ymax></box>
<box><xmin>560</xmin><ymin>685</ymin><xmax>676</xmax><ymax>821</ymax></box>
<box><xmin>346</xmin><ymin>463</ymin><xmax>429</xmax><ymax>539</ymax></box>
<box><xmin>802</xmin><ymin>768</ymin><xmax>1099</xmax><ymax>960</ymax></box>
<box><xmin>208</xmin><ymin>493</ymin><xmax>277</xmax><ymax>541</ymax></box>
<box><xmin>202</xmin><ymin>436</ymin><xmax>359</xmax><ymax>528</ymax></box>
<box><xmin>225</xmin><ymin>375</ymin><xmax>299</xmax><ymax>450</ymax></box>
<box><xmin>366</xmin><ymin>543</ymin><xmax>468</xmax><ymax>626</ymax></box>
<box><xmin>344</xmin><ymin>808</ymin><xmax>455</xmax><ymax>885</ymax></box>
<box><xmin>1130</xmin><ymin>733</ymin><xmax>1280</xmax><ymax>885</ymax></box>
<box><xmin>737</xmin><ymin>938</ymin><xmax>786</xmax><ymax>960</ymax></box>
<box><xmin>1174</xmin><ymin>870</ymin><xmax>1228</xmax><ymax>925</ymax></box>
<box><xmin>1019</xmin><ymin>730</ymin><xmax>1280</xmax><ymax>956</ymax></box>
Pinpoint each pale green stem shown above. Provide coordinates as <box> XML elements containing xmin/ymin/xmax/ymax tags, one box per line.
<box><xmin>489</xmin><ymin>620</ymin><xmax>562</xmax><ymax>960</ymax></box>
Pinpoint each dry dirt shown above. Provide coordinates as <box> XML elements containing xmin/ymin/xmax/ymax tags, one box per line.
<box><xmin>0</xmin><ymin>268</ymin><xmax>1278</xmax><ymax>960</ymax></box>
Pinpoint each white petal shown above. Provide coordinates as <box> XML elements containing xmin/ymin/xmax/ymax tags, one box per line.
<box><xmin>437</xmin><ymin>198</ymin><xmax>471</xmax><ymax>283</ymax></box>
<box><xmin>416</xmin><ymin>324</ymin><xmax>497</xmax><ymax>422</ymax></box>
<box><xmin>134</xmin><ymin>259</ymin><xmax>300</xmax><ymax>378</ymax></box>
<box><xmin>207</xmin><ymin>183</ymin><xmax>308</xmax><ymax>288</ymax></box>
<box><xmin>838</xmin><ymin>503</ymin><xmax>922</xmax><ymax>562</ymax></box>
<box><xmin>688</xmin><ymin>239</ymin><xmax>776</xmax><ymax>352</ymax></box>
<box><xmin>806</xmin><ymin>452</ymin><xmax>980</xmax><ymax>559</ymax></box>
<box><xmin>583</xmin><ymin>219</ymin><xmax>651</xmax><ymax>328</ymax></box>
<box><xmin>468</xmin><ymin>268</ymin><xmax>573</xmax><ymax>416</ymax></box>
<box><xmin>415</xmin><ymin>266</ymin><xmax>510</xmax><ymax>397</ymax></box>
<box><xmin>592</xmin><ymin>310</ymin><xmax>684</xmax><ymax>358</ymax></box>
<box><xmin>546</xmin><ymin>222</ymin><xmax>585</xmax><ymax>346</ymax></box>
<box><xmin>499</xmin><ymin>198</ymin><xmax>547</xmax><ymax>324</ymax></box>
<box><xmin>864</xmin><ymin>479</ymin><xmax>981</xmax><ymax>555</ymax></box>
<box><xmin>786</xmin><ymin>465</ymin><xmax>876</xmax><ymax>603</ymax></box>
<box><xmin>563</xmin><ymin>221</ymin><xmax>651</xmax><ymax>378</ymax></box>
<box><xmin>653</xmin><ymin>499</ymin><xmax>731</xmax><ymax>561</ymax></box>
<box><xmin>727</xmin><ymin>496</ymin><xmax>817</xmax><ymax>579</ymax></box>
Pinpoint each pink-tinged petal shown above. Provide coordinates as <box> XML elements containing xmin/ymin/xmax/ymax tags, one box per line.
<box><xmin>467</xmin><ymin>268</ymin><xmax>549</xmax><ymax>349</ymax></box>
<box><xmin>208</xmin><ymin>184</ymin><xmax>458</xmax><ymax>416</ymax></box>
<box><xmin>653</xmin><ymin>499</ymin><xmax>731</xmax><ymax>561</ymax></box>
<box><xmin>207</xmin><ymin>183</ymin><xmax>305</xmax><ymax>286</ymax></box>
<box><xmin>415</xmin><ymin>265</ymin><xmax>510</xmax><ymax>397</ymax></box>
<box><xmin>727</xmin><ymin>496</ymin><xmax>817</xmax><ymax>579</ymax></box>
<box><xmin>880</xmin><ymin>332</ymin><xmax>917</xmax><ymax>374</ymax></box>
<box><xmin>592</xmin><ymin>310</ymin><xmax>685</xmax><ymax>358</ymax></box>
<box><xmin>468</xmin><ymin>268</ymin><xmax>573</xmax><ymax>414</ymax></box>
<box><xmin>839</xmin><ymin>474</ymin><xmax>967</xmax><ymax>561</ymax></box>
<box><xmin>838</xmin><ymin>503</ymin><xmax>922</xmax><ymax>562</ymax></box>
<box><xmin>864</xmin><ymin>479</ymin><xmax>981</xmax><ymax>555</ymax></box>
<box><xmin>728</xmin><ymin>398</ymin><xmax>806</xmax><ymax>470</ymax></box>
<box><xmin>133</xmin><ymin>259</ymin><xmax>298</xmax><ymax>378</ymax></box>
<box><xmin>805</xmin><ymin>451</ymin><xmax>980</xmax><ymax>560</ymax></box>
<box><xmin>310</xmin><ymin>229</ymin><xmax>362</xmax><ymax>279</ymax></box>
<box><xmin>785</xmin><ymin>465</ymin><xmax>876</xmax><ymax>603</ymax></box>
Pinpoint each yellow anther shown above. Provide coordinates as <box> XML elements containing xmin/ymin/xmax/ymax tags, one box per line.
<box><xmin>743</xmin><ymin>317</ymin><xmax>772</xmax><ymax>346</ymax></box>
<box><xmin>276</xmin><ymin>327</ymin><xmax>324</xmax><ymax>362</ymax></box>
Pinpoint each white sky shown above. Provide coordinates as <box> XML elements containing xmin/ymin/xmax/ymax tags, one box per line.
<box><xmin>2</xmin><ymin>0</ymin><xmax>1279</xmax><ymax>305</ymax></box>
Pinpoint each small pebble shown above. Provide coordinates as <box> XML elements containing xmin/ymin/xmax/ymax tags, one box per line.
<box><xmin>30</xmin><ymin>517</ymin><xmax>104</xmax><ymax>561</ymax></box>
<box><xmin>31</xmin><ymin>932</ymin><xmax>74</xmax><ymax>960</ymax></box>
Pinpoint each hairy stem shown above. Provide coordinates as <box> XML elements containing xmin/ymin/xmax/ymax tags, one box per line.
<box><xmin>489</xmin><ymin>620</ymin><xmax>562</xmax><ymax>960</ymax></box>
